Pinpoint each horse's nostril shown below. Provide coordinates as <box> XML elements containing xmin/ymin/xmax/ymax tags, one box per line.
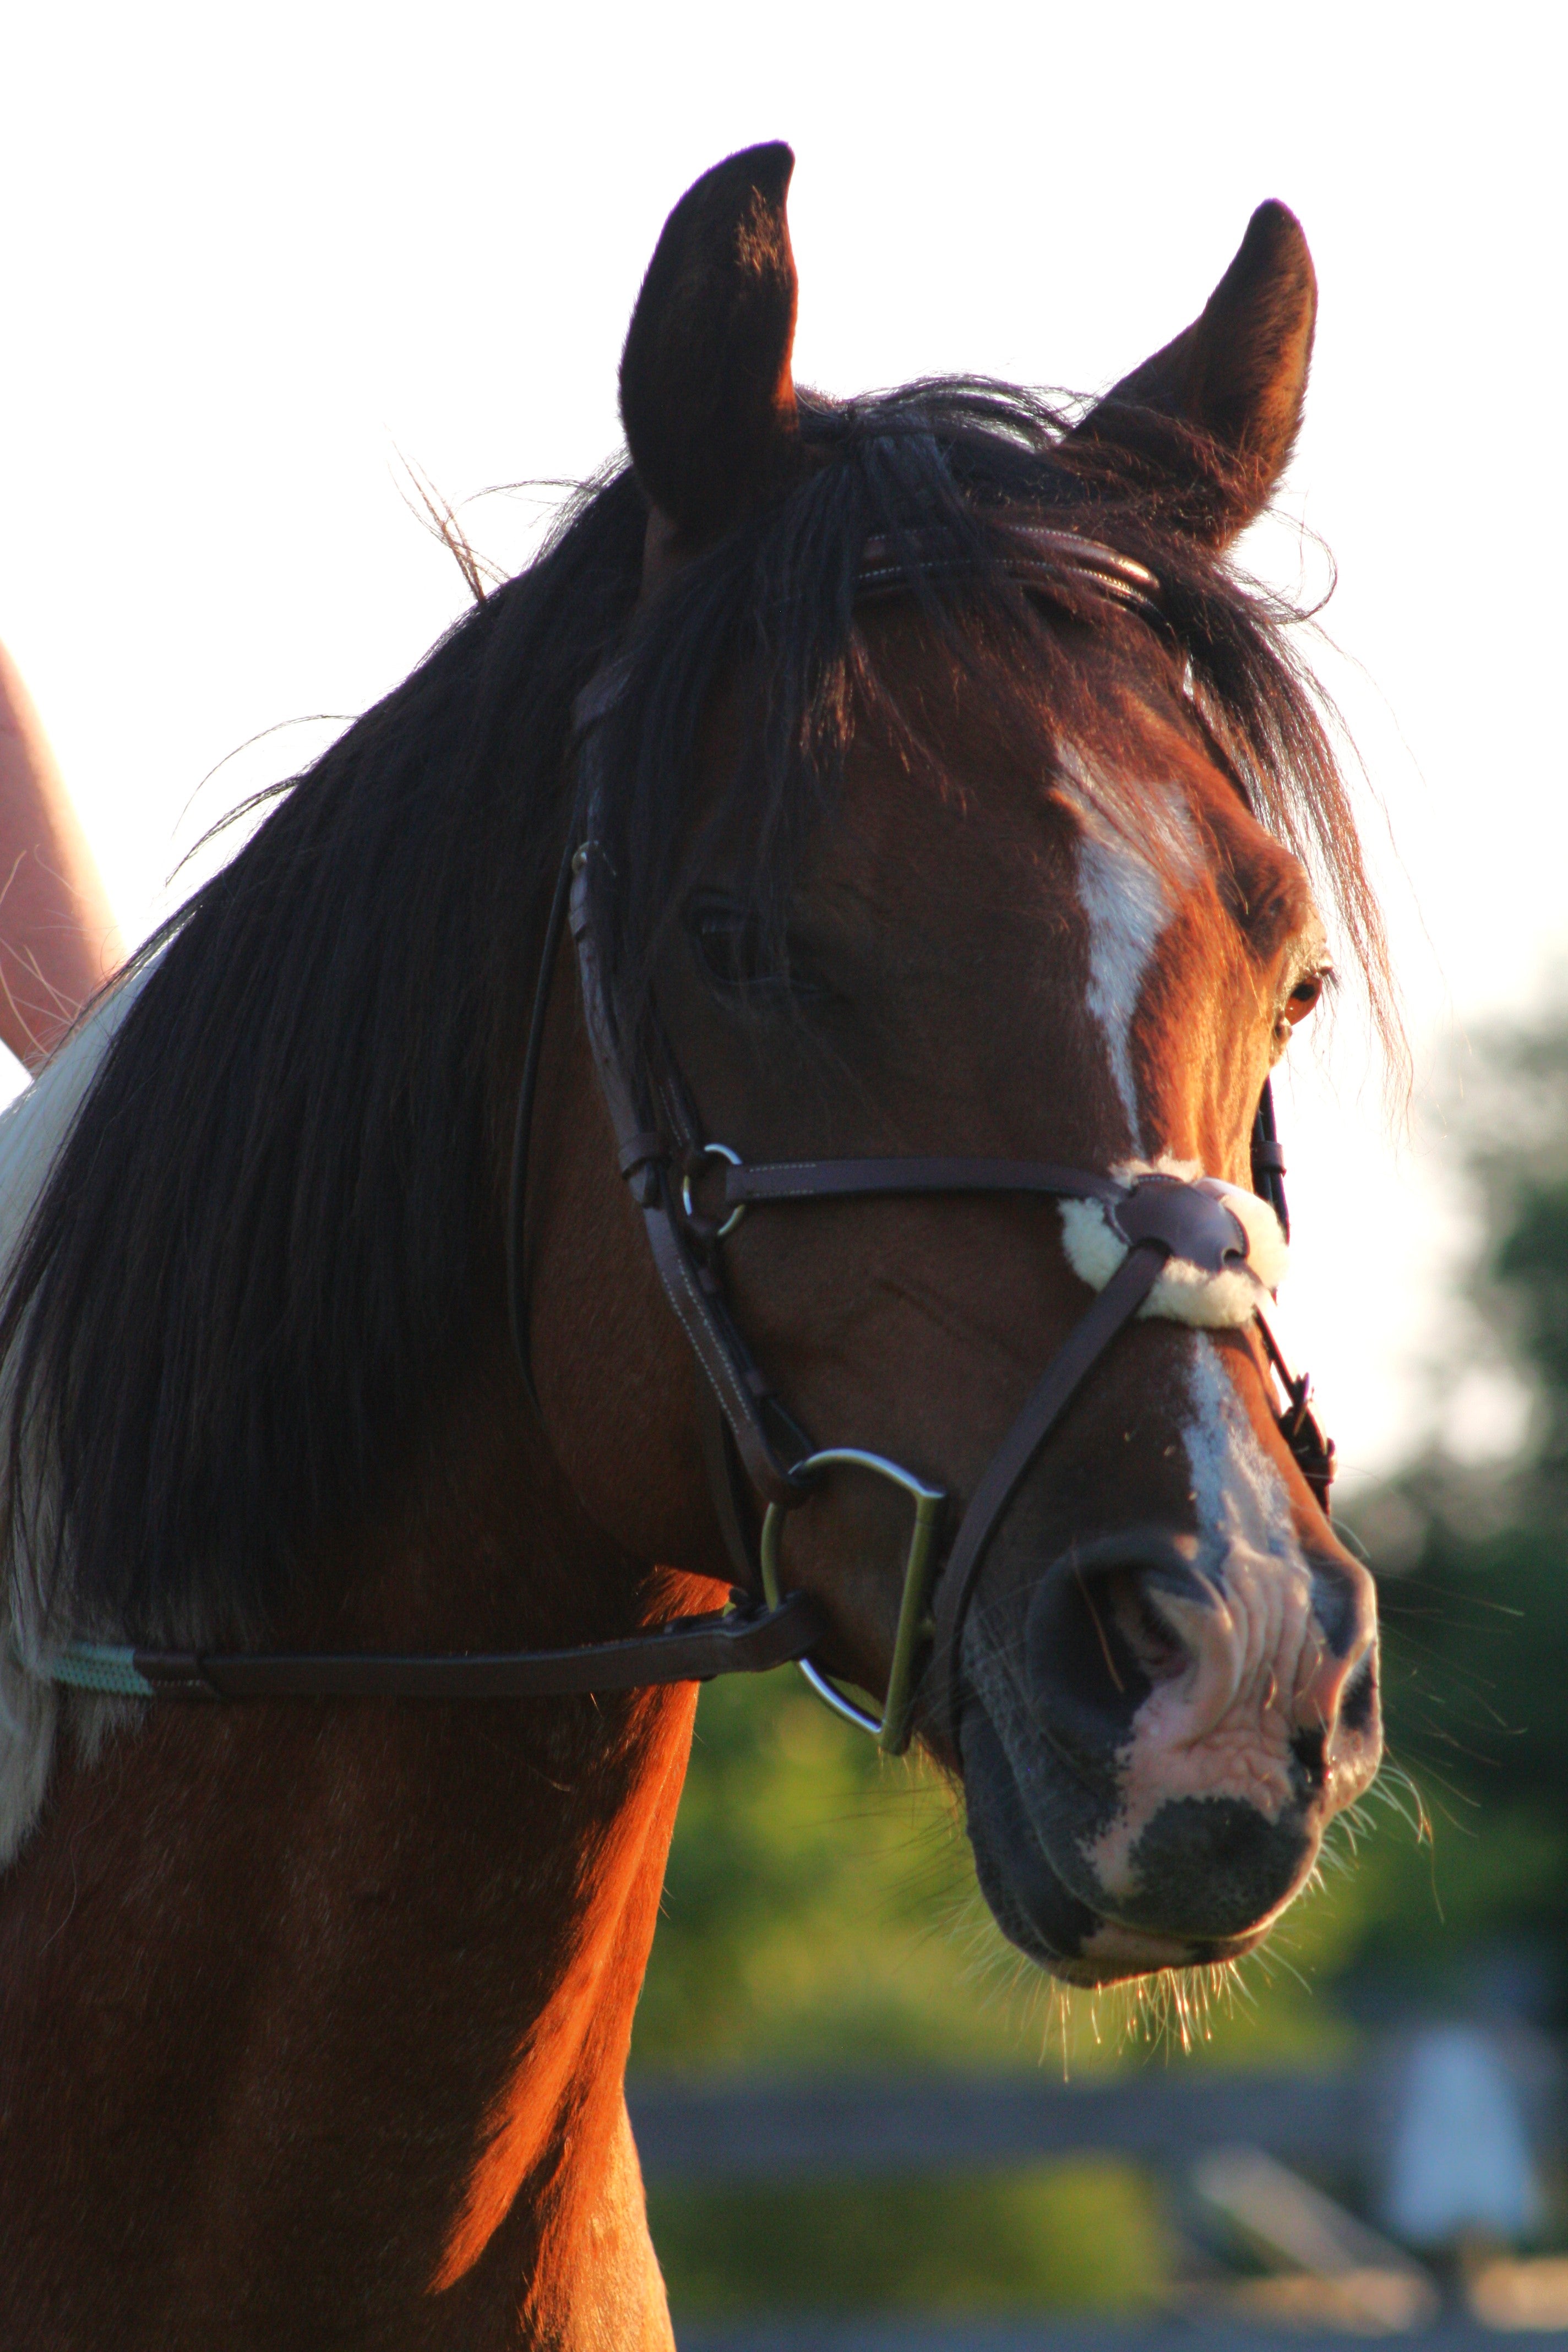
<box><xmin>1291</xmin><ymin>1723</ymin><xmax>1327</xmax><ymax>1790</ymax></box>
<box><xmin>1100</xmin><ymin>1567</ymin><xmax>1191</xmax><ymax>1686</ymax></box>
<box><xmin>1338</xmin><ymin>1648</ymin><xmax>1378</xmax><ymax>1737</ymax></box>
<box><xmin>1025</xmin><ymin>1529</ymin><xmax>1202</xmax><ymax>1765</ymax></box>
<box><xmin>1309</xmin><ymin>1560</ymin><xmax>1369</xmax><ymax>1661</ymax></box>
<box><xmin>1297</xmin><ymin>1553</ymin><xmax>1380</xmax><ymax>1751</ymax></box>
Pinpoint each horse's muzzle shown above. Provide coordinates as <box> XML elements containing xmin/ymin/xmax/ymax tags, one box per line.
<box><xmin>961</xmin><ymin>1525</ymin><xmax>1381</xmax><ymax>1975</ymax></box>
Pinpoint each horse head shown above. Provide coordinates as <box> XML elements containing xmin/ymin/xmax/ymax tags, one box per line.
<box><xmin>529</xmin><ymin>144</ymin><xmax>1383</xmax><ymax>1985</ymax></box>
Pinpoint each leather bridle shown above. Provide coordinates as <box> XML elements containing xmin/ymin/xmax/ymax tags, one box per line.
<box><xmin>48</xmin><ymin>527</ymin><xmax>1334</xmax><ymax>1754</ymax></box>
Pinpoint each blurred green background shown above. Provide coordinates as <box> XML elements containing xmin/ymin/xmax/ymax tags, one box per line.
<box><xmin>631</xmin><ymin>1012</ymin><xmax>1568</xmax><ymax>2318</ymax></box>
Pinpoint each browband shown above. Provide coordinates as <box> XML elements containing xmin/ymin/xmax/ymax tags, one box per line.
<box><xmin>856</xmin><ymin>526</ymin><xmax>1159</xmax><ymax>618</ymax></box>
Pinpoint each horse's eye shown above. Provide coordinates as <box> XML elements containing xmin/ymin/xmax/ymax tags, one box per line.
<box><xmin>686</xmin><ymin>895</ymin><xmax>830</xmax><ymax>1011</ymax></box>
<box><xmin>687</xmin><ymin>898</ymin><xmax>767</xmax><ymax>992</ymax></box>
<box><xmin>1280</xmin><ymin>968</ymin><xmax>1331</xmax><ymax>1035</ymax></box>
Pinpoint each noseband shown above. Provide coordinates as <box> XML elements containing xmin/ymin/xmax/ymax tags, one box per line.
<box><xmin>48</xmin><ymin>529</ymin><xmax>1333</xmax><ymax>1755</ymax></box>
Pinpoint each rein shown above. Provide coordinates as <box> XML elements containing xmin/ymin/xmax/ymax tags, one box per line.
<box><xmin>44</xmin><ymin>527</ymin><xmax>1333</xmax><ymax>1756</ymax></box>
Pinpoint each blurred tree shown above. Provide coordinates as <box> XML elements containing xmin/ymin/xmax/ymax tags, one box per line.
<box><xmin>631</xmin><ymin>1666</ymin><xmax>1038</xmax><ymax>2073</ymax></box>
<box><xmin>1346</xmin><ymin>1011</ymin><xmax>1568</xmax><ymax>1991</ymax></box>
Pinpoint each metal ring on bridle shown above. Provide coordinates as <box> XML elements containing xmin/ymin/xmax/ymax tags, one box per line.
<box><xmin>759</xmin><ymin>1447</ymin><xmax>946</xmax><ymax>1755</ymax></box>
<box><xmin>681</xmin><ymin>1142</ymin><xmax>745</xmax><ymax>1238</ymax></box>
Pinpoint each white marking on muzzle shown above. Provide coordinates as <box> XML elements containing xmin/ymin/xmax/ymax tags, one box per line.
<box><xmin>1059</xmin><ymin>1161</ymin><xmax>1288</xmax><ymax>1327</ymax></box>
<box><xmin>1081</xmin><ymin>1335</ymin><xmax>1321</xmax><ymax>1904</ymax></box>
<box><xmin>959</xmin><ymin>1329</ymin><xmax>1326</xmax><ymax>1941</ymax></box>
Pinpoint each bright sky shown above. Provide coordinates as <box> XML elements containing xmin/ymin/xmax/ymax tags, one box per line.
<box><xmin>0</xmin><ymin>4</ymin><xmax>1561</xmax><ymax>1485</ymax></box>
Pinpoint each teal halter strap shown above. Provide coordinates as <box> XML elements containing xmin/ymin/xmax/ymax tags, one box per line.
<box><xmin>35</xmin><ymin>1643</ymin><xmax>155</xmax><ymax>1697</ymax></box>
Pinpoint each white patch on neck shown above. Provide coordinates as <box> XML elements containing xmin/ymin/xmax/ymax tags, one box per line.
<box><xmin>1057</xmin><ymin>753</ymin><xmax>1197</xmax><ymax>1155</ymax></box>
<box><xmin>0</xmin><ymin>957</ymin><xmax>162</xmax><ymax>1872</ymax></box>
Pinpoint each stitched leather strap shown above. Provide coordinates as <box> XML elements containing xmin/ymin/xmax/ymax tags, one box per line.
<box><xmin>105</xmin><ymin>1591</ymin><xmax>825</xmax><ymax>1701</ymax></box>
<box><xmin>507</xmin><ymin>834</ymin><xmax>579</xmax><ymax>1409</ymax></box>
<box><xmin>717</xmin><ymin>1158</ymin><xmax>1125</xmax><ymax>1210</ymax></box>
<box><xmin>569</xmin><ymin>826</ymin><xmax>803</xmax><ymax>1507</ymax></box>
<box><xmin>694</xmin><ymin>1378</ymin><xmax>765</xmax><ymax>1596</ymax></box>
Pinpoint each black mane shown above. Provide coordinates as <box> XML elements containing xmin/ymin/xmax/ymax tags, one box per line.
<box><xmin>0</xmin><ymin>381</ymin><xmax>1394</xmax><ymax>1646</ymax></box>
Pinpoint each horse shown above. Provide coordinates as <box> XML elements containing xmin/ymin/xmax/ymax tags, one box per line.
<box><xmin>0</xmin><ymin>144</ymin><xmax>1391</xmax><ymax>2347</ymax></box>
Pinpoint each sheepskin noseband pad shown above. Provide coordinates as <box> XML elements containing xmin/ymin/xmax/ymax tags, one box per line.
<box><xmin>1059</xmin><ymin>1166</ymin><xmax>1288</xmax><ymax>1329</ymax></box>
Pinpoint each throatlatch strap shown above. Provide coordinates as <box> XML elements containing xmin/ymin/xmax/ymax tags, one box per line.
<box><xmin>694</xmin><ymin>1379</ymin><xmax>765</xmax><ymax>1596</ymax></box>
<box><xmin>507</xmin><ymin>835</ymin><xmax>579</xmax><ymax>1411</ymax></box>
<box><xmin>41</xmin><ymin>1589</ymin><xmax>825</xmax><ymax>1702</ymax></box>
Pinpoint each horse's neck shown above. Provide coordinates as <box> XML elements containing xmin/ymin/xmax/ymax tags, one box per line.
<box><xmin>0</xmin><ymin>1362</ymin><xmax>701</xmax><ymax>2350</ymax></box>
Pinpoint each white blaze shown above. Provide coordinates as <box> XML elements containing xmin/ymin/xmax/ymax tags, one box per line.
<box><xmin>1074</xmin><ymin>817</ymin><xmax>1167</xmax><ymax>1151</ymax></box>
<box><xmin>1182</xmin><ymin>1331</ymin><xmax>1304</xmax><ymax>1582</ymax></box>
<box><xmin>1058</xmin><ymin>755</ymin><xmax>1197</xmax><ymax>1153</ymax></box>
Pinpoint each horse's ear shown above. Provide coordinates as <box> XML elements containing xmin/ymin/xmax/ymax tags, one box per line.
<box><xmin>1075</xmin><ymin>202</ymin><xmax>1317</xmax><ymax>546</ymax></box>
<box><xmin>620</xmin><ymin>142</ymin><xmax>800</xmax><ymax>581</ymax></box>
